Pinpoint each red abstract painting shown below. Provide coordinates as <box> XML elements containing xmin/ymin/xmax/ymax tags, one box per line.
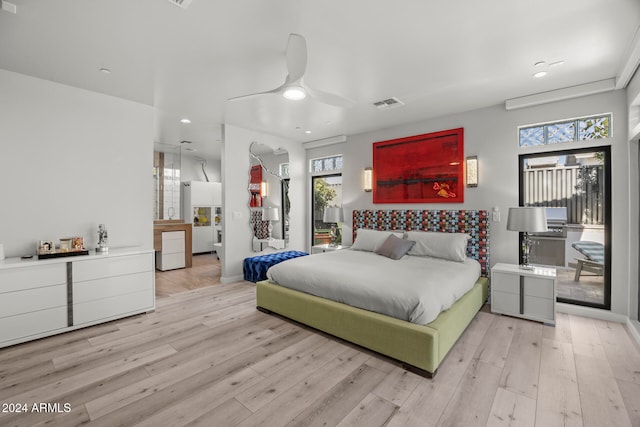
<box><xmin>372</xmin><ymin>128</ymin><xmax>464</xmax><ymax>203</ymax></box>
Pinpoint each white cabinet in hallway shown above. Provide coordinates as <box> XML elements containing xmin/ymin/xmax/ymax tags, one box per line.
<box><xmin>155</xmin><ymin>231</ymin><xmax>186</xmax><ymax>271</ymax></box>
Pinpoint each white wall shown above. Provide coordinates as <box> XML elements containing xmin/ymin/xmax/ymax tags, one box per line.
<box><xmin>181</xmin><ymin>154</ymin><xmax>221</xmax><ymax>183</ymax></box>
<box><xmin>0</xmin><ymin>69</ymin><xmax>154</xmax><ymax>257</ymax></box>
<box><xmin>337</xmin><ymin>90</ymin><xmax>630</xmax><ymax>317</ymax></box>
<box><xmin>626</xmin><ymin>69</ymin><xmax>640</xmax><ymax>336</ymax></box>
<box><xmin>221</xmin><ymin>125</ymin><xmax>305</xmax><ymax>282</ymax></box>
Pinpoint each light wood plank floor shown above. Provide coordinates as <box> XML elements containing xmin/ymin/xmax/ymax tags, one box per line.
<box><xmin>1</xmin><ymin>276</ymin><xmax>639</xmax><ymax>426</ymax></box>
<box><xmin>155</xmin><ymin>253</ymin><xmax>221</xmax><ymax>297</ymax></box>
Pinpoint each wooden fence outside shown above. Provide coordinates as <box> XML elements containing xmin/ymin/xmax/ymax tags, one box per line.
<box><xmin>523</xmin><ymin>165</ymin><xmax>604</xmax><ymax>225</ymax></box>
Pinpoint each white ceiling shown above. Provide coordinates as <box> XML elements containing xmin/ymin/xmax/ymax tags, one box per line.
<box><xmin>1</xmin><ymin>0</ymin><xmax>639</xmax><ymax>161</ymax></box>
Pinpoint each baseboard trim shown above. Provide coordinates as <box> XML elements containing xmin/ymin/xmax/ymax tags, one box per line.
<box><xmin>220</xmin><ymin>274</ymin><xmax>245</xmax><ymax>284</ymax></box>
<box><xmin>627</xmin><ymin>318</ymin><xmax>640</xmax><ymax>347</ymax></box>
<box><xmin>556</xmin><ymin>303</ymin><xmax>628</xmax><ymax>323</ymax></box>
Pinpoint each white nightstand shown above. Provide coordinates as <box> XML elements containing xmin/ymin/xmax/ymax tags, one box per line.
<box><xmin>311</xmin><ymin>244</ymin><xmax>351</xmax><ymax>254</ymax></box>
<box><xmin>491</xmin><ymin>263</ymin><xmax>557</xmax><ymax>326</ymax></box>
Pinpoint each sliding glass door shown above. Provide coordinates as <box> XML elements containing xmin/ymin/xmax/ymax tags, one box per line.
<box><xmin>519</xmin><ymin>146</ymin><xmax>611</xmax><ymax>309</ymax></box>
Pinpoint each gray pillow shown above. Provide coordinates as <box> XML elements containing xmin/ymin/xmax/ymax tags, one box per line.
<box><xmin>406</xmin><ymin>231</ymin><xmax>470</xmax><ymax>262</ymax></box>
<box><xmin>375</xmin><ymin>234</ymin><xmax>416</xmax><ymax>260</ymax></box>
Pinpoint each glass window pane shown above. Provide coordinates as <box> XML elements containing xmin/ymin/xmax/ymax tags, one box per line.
<box><xmin>519</xmin><ymin>126</ymin><xmax>544</xmax><ymax>147</ymax></box>
<box><xmin>579</xmin><ymin>116</ymin><xmax>610</xmax><ymax>140</ymax></box>
<box><xmin>546</xmin><ymin>121</ymin><xmax>575</xmax><ymax>143</ymax></box>
<box><xmin>324</xmin><ymin>158</ymin><xmax>334</xmax><ymax>171</ymax></box>
<box><xmin>312</xmin><ymin>159</ymin><xmax>322</xmax><ymax>172</ymax></box>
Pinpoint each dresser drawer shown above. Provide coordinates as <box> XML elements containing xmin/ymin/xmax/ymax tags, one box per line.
<box><xmin>0</xmin><ymin>307</ymin><xmax>67</xmax><ymax>344</ymax></box>
<box><xmin>0</xmin><ymin>263</ymin><xmax>66</xmax><ymax>293</ymax></box>
<box><xmin>0</xmin><ymin>284</ymin><xmax>67</xmax><ymax>318</ymax></box>
<box><xmin>73</xmin><ymin>253</ymin><xmax>152</xmax><ymax>282</ymax></box>
<box><xmin>73</xmin><ymin>289</ymin><xmax>154</xmax><ymax>326</ymax></box>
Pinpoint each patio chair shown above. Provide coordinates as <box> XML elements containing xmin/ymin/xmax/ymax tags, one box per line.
<box><xmin>571</xmin><ymin>241</ymin><xmax>604</xmax><ymax>281</ymax></box>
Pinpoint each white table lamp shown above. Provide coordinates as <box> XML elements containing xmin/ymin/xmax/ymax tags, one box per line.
<box><xmin>506</xmin><ymin>207</ymin><xmax>548</xmax><ymax>269</ymax></box>
<box><xmin>262</xmin><ymin>207</ymin><xmax>280</xmax><ymax>240</ymax></box>
<box><xmin>323</xmin><ymin>207</ymin><xmax>344</xmax><ymax>247</ymax></box>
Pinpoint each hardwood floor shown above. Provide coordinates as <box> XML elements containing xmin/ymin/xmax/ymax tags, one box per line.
<box><xmin>155</xmin><ymin>253</ymin><xmax>221</xmax><ymax>297</ymax></box>
<box><xmin>1</xmin><ymin>270</ymin><xmax>639</xmax><ymax>426</ymax></box>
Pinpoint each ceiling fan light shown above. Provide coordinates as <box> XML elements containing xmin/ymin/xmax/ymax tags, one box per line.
<box><xmin>283</xmin><ymin>86</ymin><xmax>306</xmax><ymax>100</ymax></box>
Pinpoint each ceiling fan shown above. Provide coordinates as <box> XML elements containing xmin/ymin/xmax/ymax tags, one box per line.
<box><xmin>228</xmin><ymin>33</ymin><xmax>354</xmax><ymax>108</ymax></box>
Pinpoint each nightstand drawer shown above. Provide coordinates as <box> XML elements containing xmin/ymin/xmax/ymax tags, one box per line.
<box><xmin>492</xmin><ymin>272</ymin><xmax>519</xmax><ymax>294</ymax></box>
<box><xmin>524</xmin><ymin>295</ymin><xmax>555</xmax><ymax>321</ymax></box>
<box><xmin>491</xmin><ymin>291</ymin><xmax>519</xmax><ymax>314</ymax></box>
<box><xmin>523</xmin><ymin>276</ymin><xmax>554</xmax><ymax>299</ymax></box>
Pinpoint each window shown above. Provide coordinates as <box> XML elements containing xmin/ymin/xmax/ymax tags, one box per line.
<box><xmin>311</xmin><ymin>155</ymin><xmax>343</xmax><ymax>173</ymax></box>
<box><xmin>519</xmin><ymin>114</ymin><xmax>611</xmax><ymax>148</ymax></box>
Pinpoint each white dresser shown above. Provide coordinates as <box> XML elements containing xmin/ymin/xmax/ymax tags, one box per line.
<box><xmin>491</xmin><ymin>263</ymin><xmax>557</xmax><ymax>326</ymax></box>
<box><xmin>0</xmin><ymin>248</ymin><xmax>155</xmax><ymax>348</ymax></box>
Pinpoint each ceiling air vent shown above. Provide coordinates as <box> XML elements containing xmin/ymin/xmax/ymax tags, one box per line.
<box><xmin>167</xmin><ymin>0</ymin><xmax>193</xmax><ymax>9</ymax></box>
<box><xmin>1</xmin><ymin>1</ymin><xmax>17</xmax><ymax>14</ymax></box>
<box><xmin>371</xmin><ymin>97</ymin><xmax>405</xmax><ymax>110</ymax></box>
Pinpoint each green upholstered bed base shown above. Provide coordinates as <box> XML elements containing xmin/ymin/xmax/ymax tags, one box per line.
<box><xmin>256</xmin><ymin>276</ymin><xmax>488</xmax><ymax>377</ymax></box>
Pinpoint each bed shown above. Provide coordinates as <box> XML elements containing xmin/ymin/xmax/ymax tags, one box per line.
<box><xmin>256</xmin><ymin>209</ymin><xmax>490</xmax><ymax>378</ymax></box>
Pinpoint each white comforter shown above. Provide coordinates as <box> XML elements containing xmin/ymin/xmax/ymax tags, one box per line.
<box><xmin>266</xmin><ymin>249</ymin><xmax>481</xmax><ymax>325</ymax></box>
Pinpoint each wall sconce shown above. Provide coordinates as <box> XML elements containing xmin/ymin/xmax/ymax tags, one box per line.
<box><xmin>261</xmin><ymin>181</ymin><xmax>268</xmax><ymax>197</ymax></box>
<box><xmin>363</xmin><ymin>167</ymin><xmax>373</xmax><ymax>192</ymax></box>
<box><xmin>466</xmin><ymin>156</ymin><xmax>478</xmax><ymax>187</ymax></box>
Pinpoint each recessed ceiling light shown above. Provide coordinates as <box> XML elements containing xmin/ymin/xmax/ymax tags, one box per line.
<box><xmin>533</xmin><ymin>70</ymin><xmax>548</xmax><ymax>78</ymax></box>
<box><xmin>99</xmin><ymin>68</ymin><xmax>111</xmax><ymax>74</ymax></box>
<box><xmin>180</xmin><ymin>118</ymin><xmax>191</xmax><ymax>124</ymax></box>
<box><xmin>283</xmin><ymin>86</ymin><xmax>306</xmax><ymax>100</ymax></box>
<box><xmin>305</xmin><ymin>130</ymin><xmax>312</xmax><ymax>134</ymax></box>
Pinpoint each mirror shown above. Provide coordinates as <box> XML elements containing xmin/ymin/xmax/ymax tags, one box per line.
<box><xmin>249</xmin><ymin>142</ymin><xmax>290</xmax><ymax>251</ymax></box>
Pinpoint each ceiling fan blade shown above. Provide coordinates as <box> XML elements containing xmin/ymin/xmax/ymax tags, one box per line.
<box><xmin>286</xmin><ymin>33</ymin><xmax>307</xmax><ymax>82</ymax></box>
<box><xmin>305</xmin><ymin>84</ymin><xmax>355</xmax><ymax>108</ymax></box>
<box><xmin>227</xmin><ymin>85</ymin><xmax>284</xmax><ymax>102</ymax></box>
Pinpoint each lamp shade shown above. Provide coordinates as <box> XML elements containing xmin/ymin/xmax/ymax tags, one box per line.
<box><xmin>262</xmin><ymin>207</ymin><xmax>279</xmax><ymax>222</ymax></box>
<box><xmin>506</xmin><ymin>207</ymin><xmax>548</xmax><ymax>232</ymax></box>
<box><xmin>466</xmin><ymin>156</ymin><xmax>478</xmax><ymax>187</ymax></box>
<box><xmin>323</xmin><ymin>207</ymin><xmax>344</xmax><ymax>223</ymax></box>
<box><xmin>363</xmin><ymin>167</ymin><xmax>373</xmax><ymax>192</ymax></box>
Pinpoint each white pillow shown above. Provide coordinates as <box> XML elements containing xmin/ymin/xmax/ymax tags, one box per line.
<box><xmin>406</xmin><ymin>231</ymin><xmax>470</xmax><ymax>262</ymax></box>
<box><xmin>351</xmin><ymin>229</ymin><xmax>405</xmax><ymax>252</ymax></box>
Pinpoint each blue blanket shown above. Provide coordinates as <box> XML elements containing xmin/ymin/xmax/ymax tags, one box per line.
<box><xmin>243</xmin><ymin>251</ymin><xmax>309</xmax><ymax>282</ymax></box>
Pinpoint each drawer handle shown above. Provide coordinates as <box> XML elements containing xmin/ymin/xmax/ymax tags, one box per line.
<box><xmin>519</xmin><ymin>276</ymin><xmax>524</xmax><ymax>315</ymax></box>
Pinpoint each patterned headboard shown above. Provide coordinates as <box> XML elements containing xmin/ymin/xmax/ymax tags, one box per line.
<box><xmin>352</xmin><ymin>209</ymin><xmax>490</xmax><ymax>277</ymax></box>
